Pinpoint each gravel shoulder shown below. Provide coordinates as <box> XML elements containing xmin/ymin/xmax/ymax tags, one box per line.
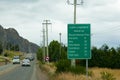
<box><xmin>36</xmin><ymin>63</ymin><xmax>49</xmax><ymax>80</ymax></box>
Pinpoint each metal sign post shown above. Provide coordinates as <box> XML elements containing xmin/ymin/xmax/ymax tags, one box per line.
<box><xmin>86</xmin><ymin>59</ymin><xmax>88</xmax><ymax>80</ymax></box>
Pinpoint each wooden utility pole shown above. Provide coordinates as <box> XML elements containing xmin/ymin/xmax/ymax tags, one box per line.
<box><xmin>42</xmin><ymin>20</ymin><xmax>51</xmax><ymax>62</ymax></box>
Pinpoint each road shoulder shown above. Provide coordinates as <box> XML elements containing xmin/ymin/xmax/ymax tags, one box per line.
<box><xmin>36</xmin><ymin>63</ymin><xmax>49</xmax><ymax>80</ymax></box>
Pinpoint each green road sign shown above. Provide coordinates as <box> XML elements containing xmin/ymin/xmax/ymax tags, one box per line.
<box><xmin>67</xmin><ymin>24</ymin><xmax>91</xmax><ymax>59</ymax></box>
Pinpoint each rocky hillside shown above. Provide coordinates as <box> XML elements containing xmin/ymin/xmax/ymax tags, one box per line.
<box><xmin>0</xmin><ymin>25</ymin><xmax>39</xmax><ymax>53</ymax></box>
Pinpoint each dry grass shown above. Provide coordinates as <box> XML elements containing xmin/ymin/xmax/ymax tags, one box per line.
<box><xmin>4</xmin><ymin>50</ymin><xmax>23</xmax><ymax>57</ymax></box>
<box><xmin>54</xmin><ymin>68</ymin><xmax>120</xmax><ymax>80</ymax></box>
<box><xmin>53</xmin><ymin>72</ymin><xmax>87</xmax><ymax>80</ymax></box>
<box><xmin>42</xmin><ymin>63</ymin><xmax>56</xmax><ymax>76</ymax></box>
<box><xmin>40</xmin><ymin>63</ymin><xmax>120</xmax><ymax>80</ymax></box>
<box><xmin>0</xmin><ymin>50</ymin><xmax>24</xmax><ymax>63</ymax></box>
<box><xmin>90</xmin><ymin>67</ymin><xmax>120</xmax><ymax>80</ymax></box>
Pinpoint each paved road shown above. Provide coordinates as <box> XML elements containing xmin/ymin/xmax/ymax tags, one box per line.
<box><xmin>0</xmin><ymin>60</ymin><xmax>49</xmax><ymax>80</ymax></box>
<box><xmin>0</xmin><ymin>60</ymin><xmax>38</xmax><ymax>80</ymax></box>
<box><xmin>0</xmin><ymin>63</ymin><xmax>19</xmax><ymax>75</ymax></box>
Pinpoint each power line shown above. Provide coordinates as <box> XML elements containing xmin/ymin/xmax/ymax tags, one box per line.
<box><xmin>93</xmin><ymin>25</ymin><xmax>120</xmax><ymax>35</ymax></box>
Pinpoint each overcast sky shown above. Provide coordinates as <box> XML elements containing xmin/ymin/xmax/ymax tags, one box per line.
<box><xmin>0</xmin><ymin>0</ymin><xmax>120</xmax><ymax>48</ymax></box>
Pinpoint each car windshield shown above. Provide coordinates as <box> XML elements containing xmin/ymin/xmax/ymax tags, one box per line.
<box><xmin>13</xmin><ymin>56</ymin><xmax>19</xmax><ymax>59</ymax></box>
<box><xmin>13</xmin><ymin>57</ymin><xmax>19</xmax><ymax>59</ymax></box>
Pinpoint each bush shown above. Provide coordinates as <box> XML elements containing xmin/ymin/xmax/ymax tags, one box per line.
<box><xmin>4</xmin><ymin>52</ymin><xmax>9</xmax><ymax>57</ymax></box>
<box><xmin>69</xmin><ymin>66</ymin><xmax>86</xmax><ymax>74</ymax></box>
<box><xmin>55</xmin><ymin>59</ymin><xmax>86</xmax><ymax>75</ymax></box>
<box><xmin>55</xmin><ymin>59</ymin><xmax>71</xmax><ymax>73</ymax></box>
<box><xmin>100</xmin><ymin>71</ymin><xmax>116</xmax><ymax>80</ymax></box>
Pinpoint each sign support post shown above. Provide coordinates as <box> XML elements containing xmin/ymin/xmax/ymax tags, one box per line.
<box><xmin>67</xmin><ymin>24</ymin><xmax>91</xmax><ymax>80</ymax></box>
<box><xmin>86</xmin><ymin>59</ymin><xmax>88</xmax><ymax>80</ymax></box>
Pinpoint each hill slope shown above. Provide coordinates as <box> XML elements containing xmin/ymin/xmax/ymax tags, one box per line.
<box><xmin>0</xmin><ymin>25</ymin><xmax>39</xmax><ymax>53</ymax></box>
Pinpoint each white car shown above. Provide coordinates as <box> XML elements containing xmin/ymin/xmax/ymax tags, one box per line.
<box><xmin>22</xmin><ymin>59</ymin><xmax>31</xmax><ymax>66</ymax></box>
<box><xmin>12</xmin><ymin>56</ymin><xmax>20</xmax><ymax>64</ymax></box>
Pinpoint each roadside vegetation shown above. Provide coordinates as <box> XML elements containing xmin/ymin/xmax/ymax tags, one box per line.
<box><xmin>3</xmin><ymin>50</ymin><xmax>24</xmax><ymax>59</ymax></box>
<box><xmin>0</xmin><ymin>50</ymin><xmax>24</xmax><ymax>65</ymax></box>
<box><xmin>37</xmin><ymin>40</ymin><xmax>120</xmax><ymax>80</ymax></box>
<box><xmin>0</xmin><ymin>41</ymin><xmax>24</xmax><ymax>65</ymax></box>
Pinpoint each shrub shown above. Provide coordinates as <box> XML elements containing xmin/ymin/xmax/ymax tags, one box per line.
<box><xmin>4</xmin><ymin>52</ymin><xmax>9</xmax><ymax>57</ymax></box>
<box><xmin>69</xmin><ymin>66</ymin><xmax>86</xmax><ymax>74</ymax></box>
<box><xmin>55</xmin><ymin>59</ymin><xmax>86</xmax><ymax>75</ymax></box>
<box><xmin>55</xmin><ymin>59</ymin><xmax>71</xmax><ymax>73</ymax></box>
<box><xmin>100</xmin><ymin>71</ymin><xmax>116</xmax><ymax>80</ymax></box>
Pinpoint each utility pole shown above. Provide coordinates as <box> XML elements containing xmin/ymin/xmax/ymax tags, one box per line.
<box><xmin>67</xmin><ymin>0</ymin><xmax>83</xmax><ymax>67</ymax></box>
<box><xmin>59</xmin><ymin>33</ymin><xmax>62</xmax><ymax>60</ymax></box>
<box><xmin>42</xmin><ymin>20</ymin><xmax>51</xmax><ymax>62</ymax></box>
<box><xmin>42</xmin><ymin>24</ymin><xmax>45</xmax><ymax>62</ymax></box>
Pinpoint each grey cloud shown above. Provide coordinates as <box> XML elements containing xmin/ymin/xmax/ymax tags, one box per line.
<box><xmin>0</xmin><ymin>0</ymin><xmax>38</xmax><ymax>3</ymax></box>
<box><xmin>0</xmin><ymin>0</ymin><xmax>120</xmax><ymax>47</ymax></box>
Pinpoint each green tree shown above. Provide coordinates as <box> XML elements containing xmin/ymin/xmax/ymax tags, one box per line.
<box><xmin>58</xmin><ymin>45</ymin><xmax>67</xmax><ymax>60</ymax></box>
<box><xmin>6</xmin><ymin>42</ymin><xmax>11</xmax><ymax>50</ymax></box>
<box><xmin>49</xmin><ymin>40</ymin><xmax>67</xmax><ymax>62</ymax></box>
<box><xmin>100</xmin><ymin>44</ymin><xmax>109</xmax><ymax>53</ymax></box>
<box><xmin>116</xmin><ymin>46</ymin><xmax>120</xmax><ymax>54</ymax></box>
<box><xmin>6</xmin><ymin>42</ymin><xmax>19</xmax><ymax>51</ymax></box>
<box><xmin>88</xmin><ymin>44</ymin><xmax>120</xmax><ymax>68</ymax></box>
<box><xmin>88</xmin><ymin>46</ymin><xmax>99</xmax><ymax>67</ymax></box>
<box><xmin>14</xmin><ymin>44</ymin><xmax>19</xmax><ymax>51</ymax></box>
<box><xmin>49</xmin><ymin>40</ymin><xmax>60</xmax><ymax>62</ymax></box>
<box><xmin>37</xmin><ymin>48</ymin><xmax>43</xmax><ymax>61</ymax></box>
<box><xmin>0</xmin><ymin>42</ymin><xmax>3</xmax><ymax>55</ymax></box>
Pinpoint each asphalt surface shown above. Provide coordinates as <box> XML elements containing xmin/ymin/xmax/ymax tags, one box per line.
<box><xmin>0</xmin><ymin>63</ymin><xmax>19</xmax><ymax>75</ymax></box>
<box><xmin>0</xmin><ymin>61</ymin><xmax>35</xmax><ymax>80</ymax></box>
<box><xmin>0</xmin><ymin>60</ymin><xmax>49</xmax><ymax>80</ymax></box>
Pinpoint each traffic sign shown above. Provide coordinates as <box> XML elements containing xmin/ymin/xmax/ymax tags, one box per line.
<box><xmin>67</xmin><ymin>24</ymin><xmax>91</xmax><ymax>59</ymax></box>
<box><xmin>45</xmin><ymin>56</ymin><xmax>49</xmax><ymax>61</ymax></box>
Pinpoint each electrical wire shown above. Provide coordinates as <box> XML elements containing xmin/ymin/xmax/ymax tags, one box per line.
<box><xmin>92</xmin><ymin>25</ymin><xmax>120</xmax><ymax>36</ymax></box>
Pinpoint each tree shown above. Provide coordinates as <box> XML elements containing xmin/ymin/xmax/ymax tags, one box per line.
<box><xmin>37</xmin><ymin>48</ymin><xmax>43</xmax><ymax>61</ymax></box>
<box><xmin>14</xmin><ymin>44</ymin><xmax>19</xmax><ymax>51</ymax></box>
<box><xmin>116</xmin><ymin>46</ymin><xmax>120</xmax><ymax>54</ymax></box>
<box><xmin>60</xmin><ymin>45</ymin><xmax>67</xmax><ymax>59</ymax></box>
<box><xmin>49</xmin><ymin>40</ymin><xmax>60</xmax><ymax>62</ymax></box>
<box><xmin>88</xmin><ymin>46</ymin><xmax>99</xmax><ymax>67</ymax></box>
<box><xmin>6</xmin><ymin>42</ymin><xmax>11</xmax><ymax>50</ymax></box>
<box><xmin>6</xmin><ymin>42</ymin><xmax>19</xmax><ymax>51</ymax></box>
<box><xmin>100</xmin><ymin>44</ymin><xmax>109</xmax><ymax>52</ymax></box>
<box><xmin>0</xmin><ymin>42</ymin><xmax>3</xmax><ymax>55</ymax></box>
<box><xmin>87</xmin><ymin>44</ymin><xmax>120</xmax><ymax>68</ymax></box>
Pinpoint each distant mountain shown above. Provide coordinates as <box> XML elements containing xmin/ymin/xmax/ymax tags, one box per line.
<box><xmin>0</xmin><ymin>25</ymin><xmax>39</xmax><ymax>53</ymax></box>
